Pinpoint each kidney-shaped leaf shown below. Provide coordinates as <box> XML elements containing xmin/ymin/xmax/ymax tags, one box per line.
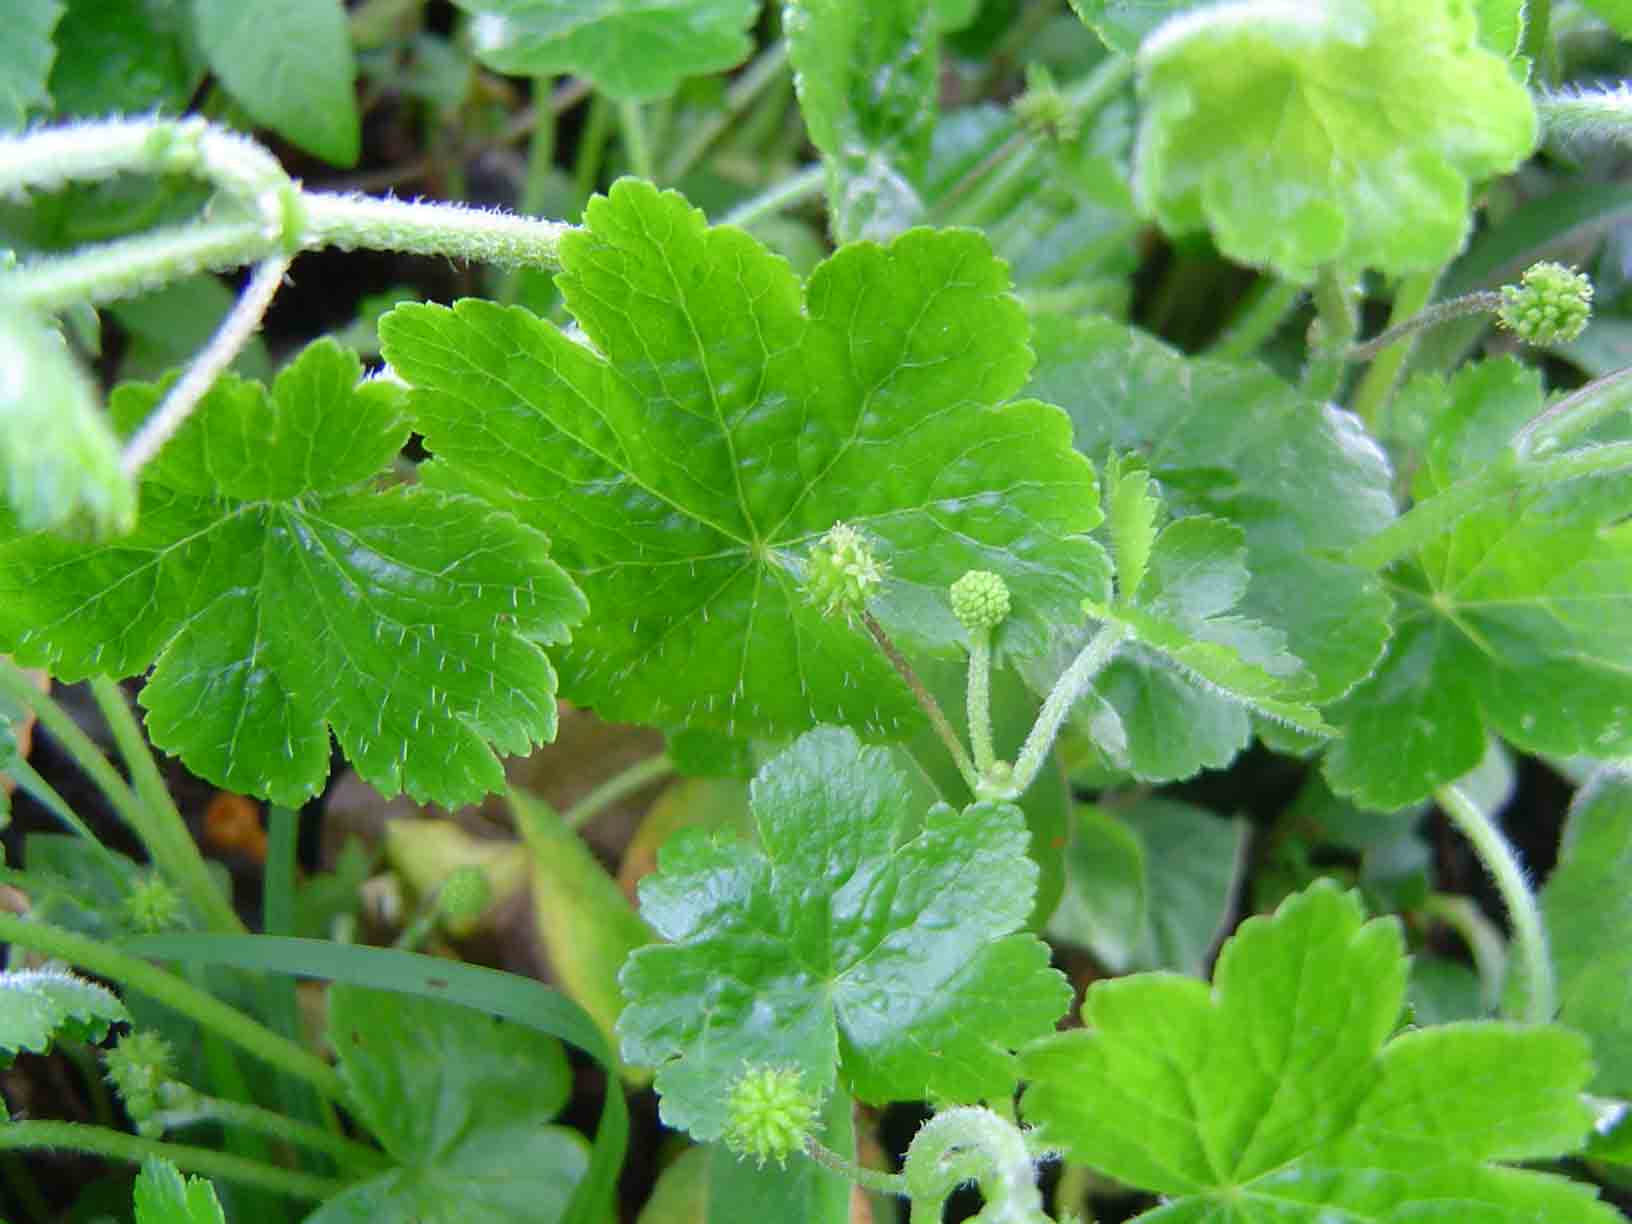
<box><xmin>382</xmin><ymin>180</ymin><xmax>1107</xmax><ymax>743</ymax></box>
<box><xmin>0</xmin><ymin>340</ymin><xmax>587</xmax><ymax>808</ymax></box>
<box><xmin>618</xmin><ymin>727</ymin><xmax>1071</xmax><ymax>1141</ymax></box>
<box><xmin>1023</xmin><ymin>881</ymin><xmax>1617</xmax><ymax>1221</ymax></box>
<box><xmin>1134</xmin><ymin>0</ymin><xmax>1536</xmax><ymax>282</ymax></box>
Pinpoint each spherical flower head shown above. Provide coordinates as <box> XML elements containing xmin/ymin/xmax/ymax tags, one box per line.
<box><xmin>104</xmin><ymin>1031</ymin><xmax>175</xmax><ymax>1132</ymax></box>
<box><xmin>803</xmin><ymin>522</ymin><xmax>885</xmax><ymax>621</ymax></box>
<box><xmin>723</xmin><ymin>1064</ymin><xmax>820</xmax><ymax>1167</ymax></box>
<box><xmin>1499</xmin><ymin>262</ymin><xmax>1593</xmax><ymax>345</ymax></box>
<box><xmin>122</xmin><ymin>874</ymin><xmax>184</xmax><ymax>934</ymax></box>
<box><xmin>950</xmin><ymin>570</ymin><xmax>1011</xmax><ymax>632</ymax></box>
<box><xmin>437</xmin><ymin>866</ymin><xmax>492</xmax><ymax>927</ymax></box>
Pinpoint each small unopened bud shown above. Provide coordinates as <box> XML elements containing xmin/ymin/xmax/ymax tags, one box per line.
<box><xmin>803</xmin><ymin>523</ymin><xmax>885</xmax><ymax>621</ymax></box>
<box><xmin>122</xmin><ymin>875</ymin><xmax>184</xmax><ymax>934</ymax></box>
<box><xmin>723</xmin><ymin>1064</ymin><xmax>820</xmax><ymax>1167</ymax></box>
<box><xmin>104</xmin><ymin>1031</ymin><xmax>176</xmax><ymax>1135</ymax></box>
<box><xmin>950</xmin><ymin>570</ymin><xmax>1011</xmax><ymax>632</ymax></box>
<box><xmin>1499</xmin><ymin>262</ymin><xmax>1593</xmax><ymax>345</ymax></box>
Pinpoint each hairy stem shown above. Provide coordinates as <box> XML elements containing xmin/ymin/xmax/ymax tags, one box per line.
<box><xmin>859</xmin><ymin>610</ymin><xmax>979</xmax><ymax>793</ymax></box>
<box><xmin>88</xmin><ymin>675</ymin><xmax>243</xmax><ymax>934</ymax></box>
<box><xmin>618</xmin><ymin>101</ymin><xmax>655</xmax><ymax>181</ymax></box>
<box><xmin>804</xmin><ymin>1138</ymin><xmax>908</xmax><ymax>1196</ymax></box>
<box><xmin>0</xmin><ymin>913</ymin><xmax>348</xmax><ymax>1106</ymax></box>
<box><xmin>966</xmin><ymin>631</ymin><xmax>997</xmax><ymax>775</ymax></box>
<box><xmin>0</xmin><ymin>1121</ymin><xmax>345</xmax><ymax>1200</ymax></box>
<box><xmin>1434</xmin><ymin>783</ymin><xmax>1555</xmax><ymax>1024</ymax></box>
<box><xmin>1012</xmin><ymin>623</ymin><xmax>1125</xmax><ymax>796</ymax></box>
<box><xmin>1349</xmin><ymin>269</ymin><xmax>1443</xmax><ymax>427</ymax></box>
<box><xmin>121</xmin><ymin>255</ymin><xmax>289</xmax><ymax>476</ymax></box>
<box><xmin>1346</xmin><ymin>290</ymin><xmax>1502</xmax><ymax>365</ymax></box>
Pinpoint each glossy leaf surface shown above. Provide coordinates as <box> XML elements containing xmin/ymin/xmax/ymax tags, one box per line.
<box><xmin>453</xmin><ymin>0</ymin><xmax>759</xmax><ymax>99</ymax></box>
<box><xmin>1134</xmin><ymin>0</ymin><xmax>1536</xmax><ymax>281</ymax></box>
<box><xmin>618</xmin><ymin>727</ymin><xmax>1070</xmax><ymax>1141</ymax></box>
<box><xmin>382</xmin><ymin>181</ymin><xmax>1107</xmax><ymax>743</ymax></box>
<box><xmin>0</xmin><ymin>340</ymin><xmax>586</xmax><ymax>807</ymax></box>
<box><xmin>1023</xmin><ymin>881</ymin><xmax>1616</xmax><ymax>1221</ymax></box>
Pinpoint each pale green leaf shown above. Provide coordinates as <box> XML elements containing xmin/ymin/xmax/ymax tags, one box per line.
<box><xmin>1023</xmin><ymin>881</ymin><xmax>1617</xmax><ymax>1221</ymax></box>
<box><xmin>193</xmin><ymin>0</ymin><xmax>360</xmax><ymax>166</ymax></box>
<box><xmin>453</xmin><ymin>0</ymin><xmax>760</xmax><ymax>100</ymax></box>
<box><xmin>618</xmin><ymin>727</ymin><xmax>1071</xmax><ymax>1141</ymax></box>
<box><xmin>787</xmin><ymin>0</ymin><xmax>938</xmax><ymax>241</ymax></box>
<box><xmin>314</xmin><ymin>985</ymin><xmax>587</xmax><ymax>1223</ymax></box>
<box><xmin>0</xmin><ymin>0</ymin><xmax>61</xmax><ymax>129</ymax></box>
<box><xmin>1134</xmin><ymin>0</ymin><xmax>1537</xmax><ymax>282</ymax></box>
<box><xmin>132</xmin><ymin>1158</ymin><xmax>226</xmax><ymax>1224</ymax></box>
<box><xmin>0</xmin><ymin>340</ymin><xmax>587</xmax><ymax>807</ymax></box>
<box><xmin>0</xmin><ymin>966</ymin><xmax>127</xmax><ymax>1065</ymax></box>
<box><xmin>381</xmin><ymin>181</ymin><xmax>1107</xmax><ymax>744</ymax></box>
<box><xmin>0</xmin><ymin>309</ymin><xmax>135</xmax><ymax>535</ymax></box>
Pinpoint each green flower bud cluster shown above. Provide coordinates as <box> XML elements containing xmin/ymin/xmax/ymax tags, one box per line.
<box><xmin>950</xmin><ymin>570</ymin><xmax>1011</xmax><ymax>632</ymax></box>
<box><xmin>1013</xmin><ymin>64</ymin><xmax>1079</xmax><ymax>144</ymax></box>
<box><xmin>1499</xmin><ymin>262</ymin><xmax>1593</xmax><ymax>345</ymax></box>
<box><xmin>122</xmin><ymin>874</ymin><xmax>185</xmax><ymax>934</ymax></box>
<box><xmin>104</xmin><ymin>1031</ymin><xmax>178</xmax><ymax>1136</ymax></box>
<box><xmin>803</xmin><ymin>523</ymin><xmax>885</xmax><ymax>621</ymax></box>
<box><xmin>723</xmin><ymin>1064</ymin><xmax>819</xmax><ymax>1167</ymax></box>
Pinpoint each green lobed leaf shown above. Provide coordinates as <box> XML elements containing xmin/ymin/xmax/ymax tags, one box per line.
<box><xmin>382</xmin><ymin>181</ymin><xmax>1107</xmax><ymax>744</ymax></box>
<box><xmin>48</xmin><ymin>0</ymin><xmax>200</xmax><ymax>118</ymax></box>
<box><xmin>1022</xmin><ymin>880</ymin><xmax>1617</xmax><ymax>1221</ymax></box>
<box><xmin>1033</xmin><ymin>315</ymin><xmax>1394</xmax><ymax>697</ymax></box>
<box><xmin>313</xmin><ymin>985</ymin><xmax>587</xmax><ymax>1223</ymax></box>
<box><xmin>618</xmin><ymin>727</ymin><xmax>1071</xmax><ymax>1141</ymax></box>
<box><xmin>1088</xmin><ymin>496</ymin><xmax>1331</xmax><ymax>736</ymax></box>
<box><xmin>193</xmin><ymin>0</ymin><xmax>360</xmax><ymax>166</ymax></box>
<box><xmin>0</xmin><ymin>310</ymin><xmax>135</xmax><ymax>536</ymax></box>
<box><xmin>1540</xmin><ymin>766</ymin><xmax>1632</xmax><ymax>1098</ymax></box>
<box><xmin>132</xmin><ymin>1158</ymin><xmax>226</xmax><ymax>1224</ymax></box>
<box><xmin>0</xmin><ymin>0</ymin><xmax>61</xmax><ymax>129</ymax></box>
<box><xmin>787</xmin><ymin>0</ymin><xmax>939</xmax><ymax>241</ymax></box>
<box><xmin>1327</xmin><ymin>362</ymin><xmax>1632</xmax><ymax>808</ymax></box>
<box><xmin>453</xmin><ymin>0</ymin><xmax>759</xmax><ymax>100</ymax></box>
<box><xmin>1133</xmin><ymin>0</ymin><xmax>1536</xmax><ymax>283</ymax></box>
<box><xmin>0</xmin><ymin>966</ymin><xmax>128</xmax><ymax>1065</ymax></box>
<box><xmin>0</xmin><ymin>340</ymin><xmax>587</xmax><ymax>808</ymax></box>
